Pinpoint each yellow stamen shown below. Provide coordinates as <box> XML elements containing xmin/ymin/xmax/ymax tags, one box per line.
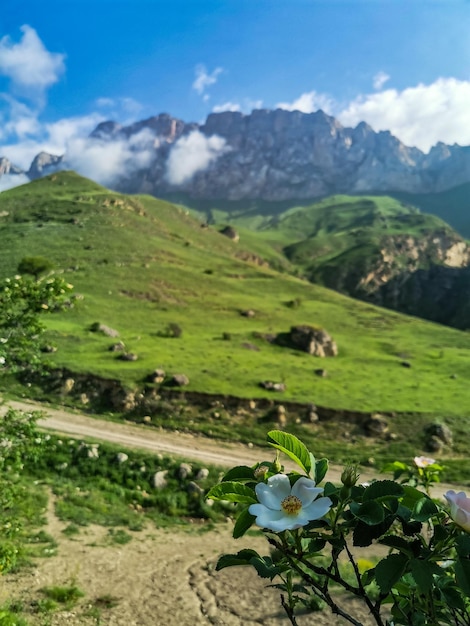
<box><xmin>281</xmin><ymin>495</ymin><xmax>302</xmax><ymax>515</ymax></box>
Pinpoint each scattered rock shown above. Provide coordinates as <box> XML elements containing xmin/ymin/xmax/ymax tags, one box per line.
<box><xmin>143</xmin><ymin>415</ymin><xmax>152</xmax><ymax>424</ymax></box>
<box><xmin>278</xmin><ymin>325</ymin><xmax>338</xmax><ymax>357</ymax></box>
<box><xmin>196</xmin><ymin>468</ymin><xmax>209</xmax><ymax>481</ymax></box>
<box><xmin>259</xmin><ymin>381</ymin><xmax>286</xmax><ymax>392</ymax></box>
<box><xmin>146</xmin><ymin>368</ymin><xmax>166</xmax><ymax>383</ymax></box>
<box><xmin>187</xmin><ymin>481</ymin><xmax>204</xmax><ymax>497</ymax></box>
<box><xmin>116</xmin><ymin>452</ymin><xmax>129</xmax><ymax>464</ymax></box>
<box><xmin>425</xmin><ymin>423</ymin><xmax>453</xmax><ymax>445</ymax></box>
<box><xmin>40</xmin><ymin>345</ymin><xmax>57</xmax><ymax>353</ymax></box>
<box><xmin>220</xmin><ymin>225</ymin><xmax>239</xmax><ymax>242</ymax></box>
<box><xmin>178</xmin><ymin>463</ymin><xmax>192</xmax><ymax>479</ymax></box>
<box><xmin>80</xmin><ymin>393</ymin><xmax>89</xmax><ymax>405</ymax></box>
<box><xmin>401</xmin><ymin>361</ymin><xmax>412</xmax><ymax>368</ymax></box>
<box><xmin>119</xmin><ymin>352</ymin><xmax>139</xmax><ymax>361</ymax></box>
<box><xmin>169</xmin><ymin>374</ymin><xmax>190</xmax><ymax>387</ymax></box>
<box><xmin>89</xmin><ymin>322</ymin><xmax>119</xmax><ymax>337</ymax></box>
<box><xmin>62</xmin><ymin>378</ymin><xmax>75</xmax><ymax>394</ymax></box>
<box><xmin>109</xmin><ymin>341</ymin><xmax>126</xmax><ymax>352</ymax></box>
<box><xmin>314</xmin><ymin>369</ymin><xmax>328</xmax><ymax>377</ymax></box>
<box><xmin>153</xmin><ymin>470</ymin><xmax>168</xmax><ymax>490</ymax></box>
<box><xmin>241</xmin><ymin>309</ymin><xmax>255</xmax><ymax>318</ymax></box>
<box><xmin>364</xmin><ymin>414</ymin><xmax>389</xmax><ymax>437</ymax></box>
<box><xmin>248</xmin><ymin>400</ymin><xmax>257</xmax><ymax>410</ymax></box>
<box><xmin>426</xmin><ymin>436</ymin><xmax>444</xmax><ymax>453</ymax></box>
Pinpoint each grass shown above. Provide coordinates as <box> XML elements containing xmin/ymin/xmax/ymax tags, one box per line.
<box><xmin>2</xmin><ymin>173</ymin><xmax>470</xmax><ymax>477</ymax></box>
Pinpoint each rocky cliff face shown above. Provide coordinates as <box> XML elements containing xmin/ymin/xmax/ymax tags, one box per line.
<box><xmin>3</xmin><ymin>109</ymin><xmax>470</xmax><ymax>200</ymax></box>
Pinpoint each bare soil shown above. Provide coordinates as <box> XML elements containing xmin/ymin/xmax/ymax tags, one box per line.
<box><xmin>1</xmin><ymin>492</ymin><xmax>376</xmax><ymax>626</ymax></box>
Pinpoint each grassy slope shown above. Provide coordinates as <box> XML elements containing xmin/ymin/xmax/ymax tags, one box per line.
<box><xmin>1</xmin><ymin>173</ymin><xmax>470</xmax><ymax>417</ymax></box>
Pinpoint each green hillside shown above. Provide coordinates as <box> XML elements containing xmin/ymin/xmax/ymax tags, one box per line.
<box><xmin>0</xmin><ymin>172</ymin><xmax>470</xmax><ymax>419</ymax></box>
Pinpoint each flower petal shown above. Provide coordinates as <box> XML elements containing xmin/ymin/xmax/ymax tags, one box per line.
<box><xmin>302</xmin><ymin>496</ymin><xmax>333</xmax><ymax>521</ymax></box>
<box><xmin>292</xmin><ymin>476</ymin><xmax>323</xmax><ymax>507</ymax></box>
<box><xmin>255</xmin><ymin>474</ymin><xmax>290</xmax><ymax>510</ymax></box>
<box><xmin>249</xmin><ymin>503</ymin><xmax>286</xmax><ymax>530</ymax></box>
<box><xmin>262</xmin><ymin>514</ymin><xmax>304</xmax><ymax>532</ymax></box>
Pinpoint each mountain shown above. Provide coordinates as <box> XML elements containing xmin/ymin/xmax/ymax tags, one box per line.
<box><xmin>3</xmin><ymin>109</ymin><xmax>470</xmax><ymax>208</ymax></box>
<box><xmin>1</xmin><ymin>172</ymin><xmax>470</xmax><ymax>418</ymax></box>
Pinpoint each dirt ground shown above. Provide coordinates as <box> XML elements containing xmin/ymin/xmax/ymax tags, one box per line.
<box><xmin>1</xmin><ymin>492</ymin><xmax>377</xmax><ymax>626</ymax></box>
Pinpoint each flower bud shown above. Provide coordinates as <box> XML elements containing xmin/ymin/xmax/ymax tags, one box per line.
<box><xmin>254</xmin><ymin>464</ymin><xmax>269</xmax><ymax>482</ymax></box>
<box><xmin>341</xmin><ymin>464</ymin><xmax>360</xmax><ymax>488</ymax></box>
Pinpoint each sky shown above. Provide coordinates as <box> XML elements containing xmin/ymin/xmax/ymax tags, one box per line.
<box><xmin>1</xmin><ymin>0</ymin><xmax>470</xmax><ymax>181</ymax></box>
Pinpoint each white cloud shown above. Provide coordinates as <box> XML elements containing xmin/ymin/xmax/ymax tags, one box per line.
<box><xmin>373</xmin><ymin>71</ymin><xmax>390</xmax><ymax>90</ymax></box>
<box><xmin>276</xmin><ymin>90</ymin><xmax>334</xmax><ymax>115</ymax></box>
<box><xmin>0</xmin><ymin>25</ymin><xmax>65</xmax><ymax>92</ymax></box>
<box><xmin>337</xmin><ymin>77</ymin><xmax>470</xmax><ymax>151</ymax></box>
<box><xmin>166</xmin><ymin>130</ymin><xmax>228</xmax><ymax>185</ymax></box>
<box><xmin>192</xmin><ymin>64</ymin><xmax>223</xmax><ymax>95</ymax></box>
<box><xmin>212</xmin><ymin>101</ymin><xmax>241</xmax><ymax>113</ymax></box>
<box><xmin>65</xmin><ymin>128</ymin><xmax>156</xmax><ymax>187</ymax></box>
<box><xmin>0</xmin><ymin>173</ymin><xmax>30</xmax><ymax>192</ymax></box>
<box><xmin>95</xmin><ymin>96</ymin><xmax>143</xmax><ymax>116</ymax></box>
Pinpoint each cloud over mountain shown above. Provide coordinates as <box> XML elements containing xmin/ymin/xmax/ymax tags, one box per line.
<box><xmin>165</xmin><ymin>130</ymin><xmax>228</xmax><ymax>185</ymax></box>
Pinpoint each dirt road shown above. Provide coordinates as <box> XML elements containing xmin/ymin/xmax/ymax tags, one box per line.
<box><xmin>2</xmin><ymin>398</ymin><xmax>460</xmax><ymax>497</ymax></box>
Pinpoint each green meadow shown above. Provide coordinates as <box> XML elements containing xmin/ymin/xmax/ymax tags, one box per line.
<box><xmin>0</xmin><ymin>172</ymin><xmax>469</xmax><ymax>417</ymax></box>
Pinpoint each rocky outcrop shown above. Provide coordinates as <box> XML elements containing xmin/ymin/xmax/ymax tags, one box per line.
<box><xmin>3</xmin><ymin>108</ymin><xmax>470</xmax><ymax>200</ymax></box>
<box><xmin>28</xmin><ymin>152</ymin><xmax>64</xmax><ymax>179</ymax></box>
<box><xmin>277</xmin><ymin>325</ymin><xmax>338</xmax><ymax>357</ymax></box>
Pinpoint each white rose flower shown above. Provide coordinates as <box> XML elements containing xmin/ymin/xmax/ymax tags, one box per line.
<box><xmin>414</xmin><ymin>456</ymin><xmax>436</xmax><ymax>468</ymax></box>
<box><xmin>249</xmin><ymin>474</ymin><xmax>332</xmax><ymax>532</ymax></box>
<box><xmin>445</xmin><ymin>490</ymin><xmax>470</xmax><ymax>532</ymax></box>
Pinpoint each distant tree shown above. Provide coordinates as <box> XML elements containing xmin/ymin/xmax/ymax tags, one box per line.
<box><xmin>17</xmin><ymin>256</ymin><xmax>54</xmax><ymax>278</ymax></box>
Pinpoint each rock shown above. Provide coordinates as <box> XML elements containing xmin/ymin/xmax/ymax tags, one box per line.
<box><xmin>169</xmin><ymin>374</ymin><xmax>189</xmax><ymax>387</ymax></box>
<box><xmin>401</xmin><ymin>361</ymin><xmax>412</xmax><ymax>368</ymax></box>
<box><xmin>314</xmin><ymin>369</ymin><xmax>328</xmax><ymax>377</ymax></box>
<box><xmin>248</xmin><ymin>400</ymin><xmax>257</xmax><ymax>410</ymax></box>
<box><xmin>196</xmin><ymin>468</ymin><xmax>209</xmax><ymax>481</ymax></box>
<box><xmin>425</xmin><ymin>423</ymin><xmax>453</xmax><ymax>444</ymax></box>
<box><xmin>259</xmin><ymin>381</ymin><xmax>286</xmax><ymax>392</ymax></box>
<box><xmin>178</xmin><ymin>463</ymin><xmax>192</xmax><ymax>479</ymax></box>
<box><xmin>241</xmin><ymin>309</ymin><xmax>255</xmax><ymax>318</ymax></box>
<box><xmin>80</xmin><ymin>393</ymin><xmax>89</xmax><ymax>405</ymax></box>
<box><xmin>62</xmin><ymin>378</ymin><xmax>75</xmax><ymax>394</ymax></box>
<box><xmin>143</xmin><ymin>415</ymin><xmax>152</xmax><ymax>424</ymax></box>
<box><xmin>280</xmin><ymin>325</ymin><xmax>338</xmax><ymax>357</ymax></box>
<box><xmin>109</xmin><ymin>341</ymin><xmax>126</xmax><ymax>352</ymax></box>
<box><xmin>277</xmin><ymin>413</ymin><xmax>287</xmax><ymax>428</ymax></box>
<box><xmin>187</xmin><ymin>481</ymin><xmax>204</xmax><ymax>497</ymax></box>
<box><xmin>116</xmin><ymin>452</ymin><xmax>129</xmax><ymax>464</ymax></box>
<box><xmin>90</xmin><ymin>322</ymin><xmax>119</xmax><ymax>338</ymax></box>
<box><xmin>364</xmin><ymin>414</ymin><xmax>389</xmax><ymax>436</ymax></box>
<box><xmin>426</xmin><ymin>435</ymin><xmax>444</xmax><ymax>453</ymax></box>
<box><xmin>153</xmin><ymin>470</ymin><xmax>168</xmax><ymax>490</ymax></box>
<box><xmin>307</xmin><ymin>410</ymin><xmax>319</xmax><ymax>423</ymax></box>
<box><xmin>40</xmin><ymin>345</ymin><xmax>57</xmax><ymax>353</ymax></box>
<box><xmin>220</xmin><ymin>225</ymin><xmax>239</xmax><ymax>242</ymax></box>
<box><xmin>119</xmin><ymin>352</ymin><xmax>138</xmax><ymax>361</ymax></box>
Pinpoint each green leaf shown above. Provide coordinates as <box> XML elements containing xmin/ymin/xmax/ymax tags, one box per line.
<box><xmin>363</xmin><ymin>480</ymin><xmax>404</xmax><ymax>501</ymax></box>
<box><xmin>221</xmin><ymin>466</ymin><xmax>256</xmax><ymax>482</ymax></box>
<box><xmin>411</xmin><ymin>497</ymin><xmax>438</xmax><ymax>522</ymax></box>
<box><xmin>375</xmin><ymin>554</ymin><xmax>408</xmax><ymax>593</ymax></box>
<box><xmin>314</xmin><ymin>458</ymin><xmax>329</xmax><ymax>484</ymax></box>
<box><xmin>233</xmin><ymin>507</ymin><xmax>256</xmax><ymax>539</ymax></box>
<box><xmin>207</xmin><ymin>482</ymin><xmax>257</xmax><ymax>504</ymax></box>
<box><xmin>379</xmin><ymin>536</ymin><xmax>415</xmax><ymax>557</ymax></box>
<box><xmin>455</xmin><ymin>558</ymin><xmax>470</xmax><ymax>597</ymax></box>
<box><xmin>401</xmin><ymin>486</ymin><xmax>428</xmax><ymax>509</ymax></box>
<box><xmin>456</xmin><ymin>535</ymin><xmax>470</xmax><ymax>558</ymax></box>
<box><xmin>410</xmin><ymin>559</ymin><xmax>434</xmax><ymax>593</ymax></box>
<box><xmin>350</xmin><ymin>500</ymin><xmax>385</xmax><ymax>525</ymax></box>
<box><xmin>216</xmin><ymin>549</ymin><xmax>261</xmax><ymax>570</ymax></box>
<box><xmin>267</xmin><ymin>431</ymin><xmax>312</xmax><ymax>474</ymax></box>
<box><xmin>353</xmin><ymin>516</ymin><xmax>394</xmax><ymax>547</ymax></box>
<box><xmin>249</xmin><ymin>555</ymin><xmax>285</xmax><ymax>579</ymax></box>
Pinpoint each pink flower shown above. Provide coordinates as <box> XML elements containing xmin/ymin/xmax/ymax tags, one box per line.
<box><xmin>414</xmin><ymin>456</ymin><xmax>436</xmax><ymax>468</ymax></box>
<box><xmin>444</xmin><ymin>490</ymin><xmax>470</xmax><ymax>532</ymax></box>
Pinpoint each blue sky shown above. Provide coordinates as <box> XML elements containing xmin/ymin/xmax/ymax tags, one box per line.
<box><xmin>1</xmin><ymin>0</ymin><xmax>470</xmax><ymax>172</ymax></box>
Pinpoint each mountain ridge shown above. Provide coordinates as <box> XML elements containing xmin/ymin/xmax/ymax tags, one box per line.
<box><xmin>2</xmin><ymin>109</ymin><xmax>470</xmax><ymax>202</ymax></box>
